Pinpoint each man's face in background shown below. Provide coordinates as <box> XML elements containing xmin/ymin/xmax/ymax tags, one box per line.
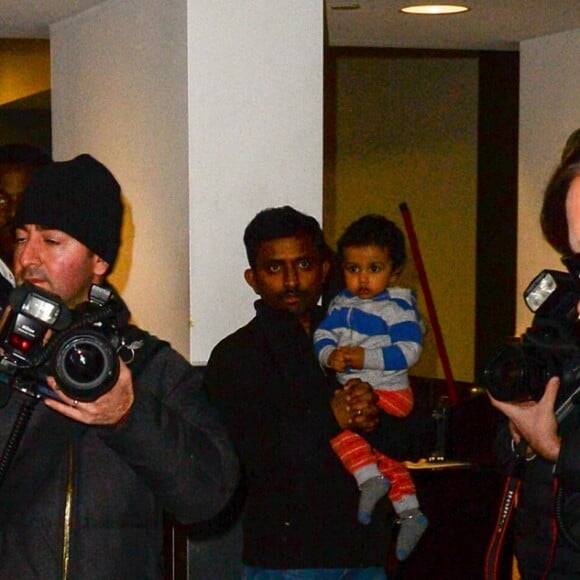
<box><xmin>245</xmin><ymin>233</ymin><xmax>329</xmax><ymax>322</ymax></box>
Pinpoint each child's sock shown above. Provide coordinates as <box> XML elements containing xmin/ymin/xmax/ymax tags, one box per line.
<box><xmin>395</xmin><ymin>508</ymin><xmax>428</xmax><ymax>561</ymax></box>
<box><xmin>358</xmin><ymin>475</ymin><xmax>390</xmax><ymax>525</ymax></box>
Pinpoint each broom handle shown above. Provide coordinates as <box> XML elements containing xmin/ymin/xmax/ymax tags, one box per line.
<box><xmin>399</xmin><ymin>202</ymin><xmax>458</xmax><ymax>405</ymax></box>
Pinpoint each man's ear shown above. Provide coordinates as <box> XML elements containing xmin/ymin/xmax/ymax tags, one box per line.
<box><xmin>244</xmin><ymin>268</ymin><xmax>258</xmax><ymax>294</ymax></box>
<box><xmin>321</xmin><ymin>259</ymin><xmax>331</xmax><ymax>282</ymax></box>
<box><xmin>93</xmin><ymin>255</ymin><xmax>110</xmax><ymax>278</ymax></box>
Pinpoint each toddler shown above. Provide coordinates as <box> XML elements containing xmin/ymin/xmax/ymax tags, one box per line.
<box><xmin>314</xmin><ymin>214</ymin><xmax>428</xmax><ymax>561</ymax></box>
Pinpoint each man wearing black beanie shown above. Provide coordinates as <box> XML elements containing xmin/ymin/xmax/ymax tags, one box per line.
<box><xmin>0</xmin><ymin>154</ymin><xmax>239</xmax><ymax>579</ymax></box>
<box><xmin>13</xmin><ymin>154</ymin><xmax>123</xmax><ymax>308</ymax></box>
<box><xmin>15</xmin><ymin>153</ymin><xmax>122</xmax><ymax>271</ymax></box>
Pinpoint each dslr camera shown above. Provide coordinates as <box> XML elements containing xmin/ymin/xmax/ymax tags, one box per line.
<box><xmin>482</xmin><ymin>253</ymin><xmax>580</xmax><ymax>405</ymax></box>
<box><xmin>0</xmin><ymin>283</ymin><xmax>121</xmax><ymax>402</ymax></box>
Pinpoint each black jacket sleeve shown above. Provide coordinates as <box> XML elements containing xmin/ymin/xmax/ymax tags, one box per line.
<box><xmin>99</xmin><ymin>346</ymin><xmax>240</xmax><ymax>524</ymax></box>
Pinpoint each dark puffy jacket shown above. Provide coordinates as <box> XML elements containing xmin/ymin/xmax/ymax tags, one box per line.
<box><xmin>0</xmin><ymin>323</ymin><xmax>239</xmax><ymax>579</ymax></box>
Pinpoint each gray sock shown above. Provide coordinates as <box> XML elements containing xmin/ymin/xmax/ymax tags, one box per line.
<box><xmin>358</xmin><ymin>475</ymin><xmax>390</xmax><ymax>525</ymax></box>
<box><xmin>396</xmin><ymin>508</ymin><xmax>428</xmax><ymax>561</ymax></box>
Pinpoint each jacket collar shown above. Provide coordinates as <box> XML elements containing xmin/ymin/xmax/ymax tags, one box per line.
<box><xmin>253</xmin><ymin>300</ymin><xmax>326</xmax><ymax>396</ymax></box>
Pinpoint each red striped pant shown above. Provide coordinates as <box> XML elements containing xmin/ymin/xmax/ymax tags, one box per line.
<box><xmin>330</xmin><ymin>386</ymin><xmax>416</xmax><ymax>502</ymax></box>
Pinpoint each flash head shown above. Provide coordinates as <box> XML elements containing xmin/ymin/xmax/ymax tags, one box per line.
<box><xmin>524</xmin><ymin>269</ymin><xmax>579</xmax><ymax>322</ymax></box>
<box><xmin>9</xmin><ymin>284</ymin><xmax>71</xmax><ymax>330</ymax></box>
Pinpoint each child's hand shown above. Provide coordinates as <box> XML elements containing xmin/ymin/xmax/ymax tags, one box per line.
<box><xmin>341</xmin><ymin>346</ymin><xmax>365</xmax><ymax>370</ymax></box>
<box><xmin>328</xmin><ymin>348</ymin><xmax>348</xmax><ymax>372</ymax></box>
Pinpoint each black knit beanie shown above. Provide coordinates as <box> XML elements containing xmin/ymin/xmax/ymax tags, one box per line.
<box><xmin>14</xmin><ymin>154</ymin><xmax>123</xmax><ymax>269</ymax></box>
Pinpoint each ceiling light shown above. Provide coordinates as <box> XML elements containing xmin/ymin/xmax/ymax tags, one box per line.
<box><xmin>400</xmin><ymin>4</ymin><xmax>470</xmax><ymax>15</ymax></box>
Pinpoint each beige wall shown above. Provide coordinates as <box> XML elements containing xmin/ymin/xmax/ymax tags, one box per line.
<box><xmin>326</xmin><ymin>54</ymin><xmax>478</xmax><ymax>382</ymax></box>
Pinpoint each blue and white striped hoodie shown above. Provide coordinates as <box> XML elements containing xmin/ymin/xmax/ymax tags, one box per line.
<box><xmin>313</xmin><ymin>287</ymin><xmax>424</xmax><ymax>390</ymax></box>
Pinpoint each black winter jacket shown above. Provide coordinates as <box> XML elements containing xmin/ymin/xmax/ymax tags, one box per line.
<box><xmin>0</xmin><ymin>307</ymin><xmax>239</xmax><ymax>579</ymax></box>
<box><xmin>205</xmin><ymin>301</ymin><xmax>415</xmax><ymax>570</ymax></box>
<box><xmin>500</xmin><ymin>409</ymin><xmax>580</xmax><ymax>579</ymax></box>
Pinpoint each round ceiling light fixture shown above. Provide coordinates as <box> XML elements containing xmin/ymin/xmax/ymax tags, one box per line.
<box><xmin>400</xmin><ymin>4</ymin><xmax>470</xmax><ymax>15</ymax></box>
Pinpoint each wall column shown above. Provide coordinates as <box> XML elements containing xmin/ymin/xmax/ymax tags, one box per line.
<box><xmin>50</xmin><ymin>0</ymin><xmax>324</xmax><ymax>363</ymax></box>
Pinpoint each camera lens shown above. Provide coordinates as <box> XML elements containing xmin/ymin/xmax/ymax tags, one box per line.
<box><xmin>52</xmin><ymin>329</ymin><xmax>119</xmax><ymax>401</ymax></box>
<box><xmin>482</xmin><ymin>340</ymin><xmax>557</xmax><ymax>402</ymax></box>
<box><xmin>482</xmin><ymin>342</ymin><xmax>529</xmax><ymax>402</ymax></box>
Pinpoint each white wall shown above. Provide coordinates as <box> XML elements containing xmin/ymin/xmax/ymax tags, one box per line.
<box><xmin>517</xmin><ymin>28</ymin><xmax>580</xmax><ymax>335</ymax></box>
<box><xmin>50</xmin><ymin>0</ymin><xmax>324</xmax><ymax>363</ymax></box>
<box><xmin>187</xmin><ymin>1</ymin><xmax>323</xmax><ymax>363</ymax></box>
<box><xmin>51</xmin><ymin>0</ymin><xmax>190</xmax><ymax>355</ymax></box>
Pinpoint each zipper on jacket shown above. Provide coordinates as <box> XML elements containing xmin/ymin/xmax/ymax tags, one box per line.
<box><xmin>62</xmin><ymin>445</ymin><xmax>75</xmax><ymax>580</ymax></box>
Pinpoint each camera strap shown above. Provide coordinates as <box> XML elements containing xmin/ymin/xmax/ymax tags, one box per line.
<box><xmin>484</xmin><ymin>445</ymin><xmax>527</xmax><ymax>580</ymax></box>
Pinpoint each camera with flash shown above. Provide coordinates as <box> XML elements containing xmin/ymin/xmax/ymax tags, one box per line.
<box><xmin>0</xmin><ymin>283</ymin><xmax>121</xmax><ymax>402</ymax></box>
<box><xmin>482</xmin><ymin>253</ymin><xmax>580</xmax><ymax>405</ymax></box>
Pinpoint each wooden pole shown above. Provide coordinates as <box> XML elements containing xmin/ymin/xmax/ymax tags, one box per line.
<box><xmin>399</xmin><ymin>202</ymin><xmax>459</xmax><ymax>405</ymax></box>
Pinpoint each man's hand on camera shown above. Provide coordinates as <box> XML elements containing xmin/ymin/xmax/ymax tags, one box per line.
<box><xmin>43</xmin><ymin>358</ymin><xmax>135</xmax><ymax>426</ymax></box>
<box><xmin>488</xmin><ymin>376</ymin><xmax>561</xmax><ymax>462</ymax></box>
<box><xmin>331</xmin><ymin>378</ymin><xmax>379</xmax><ymax>432</ymax></box>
